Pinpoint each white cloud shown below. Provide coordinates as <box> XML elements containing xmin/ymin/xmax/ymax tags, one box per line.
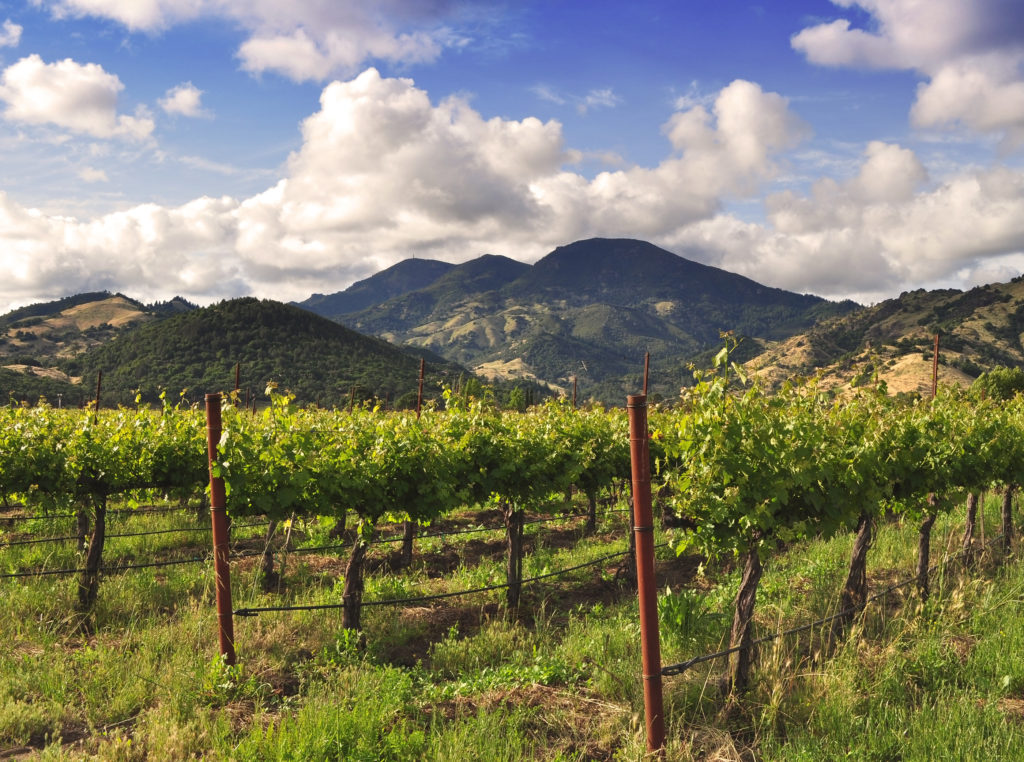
<box><xmin>78</xmin><ymin>166</ymin><xmax>108</xmax><ymax>183</ymax></box>
<box><xmin>531</xmin><ymin>84</ymin><xmax>622</xmax><ymax>115</ymax></box>
<box><xmin>577</xmin><ymin>88</ymin><xmax>621</xmax><ymax>114</ymax></box>
<box><xmin>2</xmin><ymin>68</ymin><xmax>1024</xmax><ymax>308</ymax></box>
<box><xmin>159</xmin><ymin>81</ymin><xmax>207</xmax><ymax>118</ymax></box>
<box><xmin>14</xmin><ymin>69</ymin><xmax>1020</xmax><ymax>308</ymax></box>
<box><xmin>0</xmin><ymin>55</ymin><xmax>154</xmax><ymax>140</ymax></box>
<box><xmin>0</xmin><ymin>70</ymin><xmax>810</xmax><ymax>307</ymax></box>
<box><xmin>37</xmin><ymin>1</ymin><xmax>467</xmax><ymax>82</ymax></box>
<box><xmin>673</xmin><ymin>80</ymin><xmax>717</xmax><ymax>111</ymax></box>
<box><xmin>0</xmin><ymin>19</ymin><xmax>22</xmax><ymax>47</ymax></box>
<box><xmin>663</xmin><ymin>144</ymin><xmax>1024</xmax><ymax>302</ymax></box>
<box><xmin>531</xmin><ymin>84</ymin><xmax>566</xmax><ymax>105</ymax></box>
<box><xmin>793</xmin><ymin>0</ymin><xmax>1024</xmax><ymax>146</ymax></box>
<box><xmin>911</xmin><ymin>55</ymin><xmax>1024</xmax><ymax>149</ymax></box>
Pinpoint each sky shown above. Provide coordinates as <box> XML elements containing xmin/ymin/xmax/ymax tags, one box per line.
<box><xmin>2</xmin><ymin>0</ymin><xmax>1024</xmax><ymax>313</ymax></box>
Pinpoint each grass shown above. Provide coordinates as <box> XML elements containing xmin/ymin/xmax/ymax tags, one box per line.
<box><xmin>1</xmin><ymin>495</ymin><xmax>1023</xmax><ymax>760</ymax></box>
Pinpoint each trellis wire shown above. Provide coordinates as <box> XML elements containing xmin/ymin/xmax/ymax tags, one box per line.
<box><xmin>660</xmin><ymin>532</ymin><xmax>1005</xmax><ymax>677</ymax></box>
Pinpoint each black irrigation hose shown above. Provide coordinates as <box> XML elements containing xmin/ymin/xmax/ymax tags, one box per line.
<box><xmin>0</xmin><ymin>521</ymin><xmax>269</xmax><ymax>548</ymax></box>
<box><xmin>660</xmin><ymin>533</ymin><xmax>1006</xmax><ymax>677</ymax></box>
<box><xmin>234</xmin><ymin>547</ymin><xmax>635</xmax><ymax>617</ymax></box>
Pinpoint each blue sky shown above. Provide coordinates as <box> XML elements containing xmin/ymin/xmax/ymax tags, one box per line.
<box><xmin>2</xmin><ymin>0</ymin><xmax>1024</xmax><ymax>312</ymax></box>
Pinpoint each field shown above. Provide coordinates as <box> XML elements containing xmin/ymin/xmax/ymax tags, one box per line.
<box><xmin>5</xmin><ymin>368</ymin><xmax>1024</xmax><ymax>759</ymax></box>
<box><xmin>2</xmin><ymin>491</ymin><xmax>1024</xmax><ymax>761</ymax></box>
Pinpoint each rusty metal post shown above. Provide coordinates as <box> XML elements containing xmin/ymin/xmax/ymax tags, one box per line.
<box><xmin>627</xmin><ymin>394</ymin><xmax>665</xmax><ymax>755</ymax></box>
<box><xmin>417</xmin><ymin>358</ymin><xmax>425</xmax><ymax>419</ymax></box>
<box><xmin>92</xmin><ymin>370</ymin><xmax>102</xmax><ymax>424</ymax></box>
<box><xmin>643</xmin><ymin>352</ymin><xmax>650</xmax><ymax>396</ymax></box>
<box><xmin>205</xmin><ymin>393</ymin><xmax>236</xmax><ymax>665</ymax></box>
<box><xmin>931</xmin><ymin>333</ymin><xmax>939</xmax><ymax>400</ymax></box>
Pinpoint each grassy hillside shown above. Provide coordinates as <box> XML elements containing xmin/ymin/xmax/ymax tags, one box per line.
<box><xmin>747</xmin><ymin>278</ymin><xmax>1024</xmax><ymax>395</ymax></box>
<box><xmin>0</xmin><ymin>293</ymin><xmax>196</xmax><ymax>405</ymax></box>
<box><xmin>0</xmin><ymin>293</ymin><xmax>194</xmax><ymax>365</ymax></box>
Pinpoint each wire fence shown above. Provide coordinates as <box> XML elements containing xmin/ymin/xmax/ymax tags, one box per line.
<box><xmin>0</xmin><ymin>545</ymin><xmax>284</xmax><ymax>580</ymax></box>
<box><xmin>234</xmin><ymin>546</ymin><xmax>641</xmax><ymax>617</ymax></box>
<box><xmin>0</xmin><ymin>506</ymin><xmax>633</xmax><ymax>581</ymax></box>
<box><xmin>0</xmin><ymin>504</ymin><xmax>196</xmax><ymax>522</ymax></box>
<box><xmin>660</xmin><ymin>532</ymin><xmax>1005</xmax><ymax>677</ymax></box>
<box><xmin>0</xmin><ymin>521</ymin><xmax>270</xmax><ymax>548</ymax></box>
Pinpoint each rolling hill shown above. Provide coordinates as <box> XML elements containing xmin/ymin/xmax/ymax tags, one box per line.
<box><xmin>65</xmin><ymin>298</ymin><xmax>468</xmax><ymax>408</ymax></box>
<box><xmin>0</xmin><ymin>292</ymin><xmax>194</xmax><ymax>365</ymax></box>
<box><xmin>745</xmin><ymin>278</ymin><xmax>1024</xmax><ymax>396</ymax></box>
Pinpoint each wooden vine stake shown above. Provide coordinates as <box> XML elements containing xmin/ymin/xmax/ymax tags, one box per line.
<box><xmin>918</xmin><ymin>333</ymin><xmax>940</xmax><ymax>603</ymax></box>
<box><xmin>627</xmin><ymin>394</ymin><xmax>665</xmax><ymax>755</ymax></box>
<box><xmin>205</xmin><ymin>393</ymin><xmax>236</xmax><ymax>665</ymax></box>
<box><xmin>643</xmin><ymin>352</ymin><xmax>650</xmax><ymax>396</ymax></box>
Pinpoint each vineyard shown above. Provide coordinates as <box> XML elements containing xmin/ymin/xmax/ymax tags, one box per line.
<box><xmin>3</xmin><ymin>363</ymin><xmax>1024</xmax><ymax>759</ymax></box>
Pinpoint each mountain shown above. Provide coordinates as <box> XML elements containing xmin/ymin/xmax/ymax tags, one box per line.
<box><xmin>296</xmin><ymin>258</ymin><xmax>454</xmax><ymax>318</ymax></box>
<box><xmin>745</xmin><ymin>278</ymin><xmax>1024</xmax><ymax>396</ymax></box>
<box><xmin>330</xmin><ymin>238</ymin><xmax>856</xmax><ymax>401</ymax></box>
<box><xmin>63</xmin><ymin>298</ymin><xmax>467</xmax><ymax>408</ymax></box>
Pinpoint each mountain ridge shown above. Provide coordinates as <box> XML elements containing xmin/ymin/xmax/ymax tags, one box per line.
<box><xmin>331</xmin><ymin>238</ymin><xmax>858</xmax><ymax>399</ymax></box>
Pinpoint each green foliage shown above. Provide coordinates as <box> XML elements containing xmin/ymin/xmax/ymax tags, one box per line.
<box><xmin>972</xmin><ymin>365</ymin><xmax>1024</xmax><ymax>401</ymax></box>
<box><xmin>657</xmin><ymin>586</ymin><xmax>727</xmax><ymax>651</ymax></box>
<box><xmin>70</xmin><ymin>297</ymin><xmax>465</xmax><ymax>408</ymax></box>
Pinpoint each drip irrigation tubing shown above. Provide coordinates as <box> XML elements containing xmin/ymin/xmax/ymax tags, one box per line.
<box><xmin>0</xmin><ymin>521</ymin><xmax>269</xmax><ymax>548</ymax></box>
<box><xmin>660</xmin><ymin>533</ymin><xmax>1006</xmax><ymax>678</ymax></box>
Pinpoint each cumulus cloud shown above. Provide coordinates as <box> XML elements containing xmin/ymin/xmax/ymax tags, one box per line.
<box><xmin>159</xmin><ymin>82</ymin><xmax>207</xmax><ymax>117</ymax></box>
<box><xmin>792</xmin><ymin>0</ymin><xmax>1024</xmax><ymax>147</ymax></box>
<box><xmin>37</xmin><ymin>0</ymin><xmax>469</xmax><ymax>82</ymax></box>
<box><xmin>0</xmin><ymin>191</ymin><xmax>246</xmax><ymax>306</ymax></box>
<box><xmin>0</xmin><ymin>69</ymin><xmax>809</xmax><ymax>307</ymax></box>
<box><xmin>0</xmin><ymin>54</ymin><xmax>154</xmax><ymax>140</ymax></box>
<box><xmin>0</xmin><ymin>19</ymin><xmax>21</xmax><ymax>47</ymax></box>
<box><xmin>4</xmin><ymin>69</ymin><xmax>1024</xmax><ymax>308</ymax></box>
<box><xmin>662</xmin><ymin>143</ymin><xmax>1024</xmax><ymax>302</ymax></box>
